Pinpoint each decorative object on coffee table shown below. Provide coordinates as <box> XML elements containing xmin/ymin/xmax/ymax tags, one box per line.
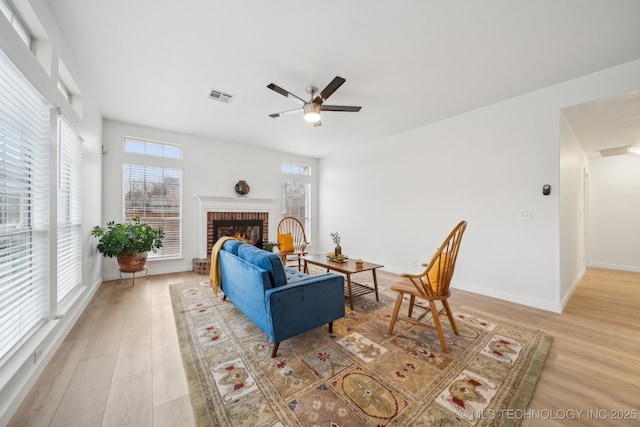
<box><xmin>234</xmin><ymin>179</ymin><xmax>250</xmax><ymax>195</ymax></box>
<box><xmin>330</xmin><ymin>231</ymin><xmax>342</xmax><ymax>257</ymax></box>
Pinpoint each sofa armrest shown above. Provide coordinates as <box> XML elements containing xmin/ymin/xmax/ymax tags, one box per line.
<box><xmin>265</xmin><ymin>273</ymin><xmax>345</xmax><ymax>343</ymax></box>
<box><xmin>219</xmin><ymin>251</ymin><xmax>272</xmax><ymax>334</ymax></box>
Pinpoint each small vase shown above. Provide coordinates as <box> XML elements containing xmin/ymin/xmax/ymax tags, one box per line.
<box><xmin>235</xmin><ymin>180</ymin><xmax>250</xmax><ymax>195</ymax></box>
<box><xmin>334</xmin><ymin>245</ymin><xmax>342</xmax><ymax>257</ymax></box>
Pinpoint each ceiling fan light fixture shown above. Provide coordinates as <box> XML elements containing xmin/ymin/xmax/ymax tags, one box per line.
<box><xmin>303</xmin><ymin>103</ymin><xmax>321</xmax><ymax>122</ymax></box>
<box><xmin>267</xmin><ymin>77</ymin><xmax>359</xmax><ymax>125</ymax></box>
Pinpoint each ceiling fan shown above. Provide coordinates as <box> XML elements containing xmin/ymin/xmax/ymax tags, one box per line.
<box><xmin>267</xmin><ymin>76</ymin><xmax>361</xmax><ymax>127</ymax></box>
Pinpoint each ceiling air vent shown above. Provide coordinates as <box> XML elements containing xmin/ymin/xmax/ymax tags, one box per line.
<box><xmin>598</xmin><ymin>146</ymin><xmax>630</xmax><ymax>157</ymax></box>
<box><xmin>208</xmin><ymin>89</ymin><xmax>234</xmax><ymax>103</ymax></box>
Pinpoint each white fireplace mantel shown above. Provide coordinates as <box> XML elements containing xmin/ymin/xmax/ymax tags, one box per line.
<box><xmin>195</xmin><ymin>195</ymin><xmax>278</xmax><ymax>258</ymax></box>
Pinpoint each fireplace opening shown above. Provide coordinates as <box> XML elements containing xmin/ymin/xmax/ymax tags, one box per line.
<box><xmin>207</xmin><ymin>211</ymin><xmax>269</xmax><ymax>259</ymax></box>
<box><xmin>213</xmin><ymin>219</ymin><xmax>263</xmax><ymax>248</ymax></box>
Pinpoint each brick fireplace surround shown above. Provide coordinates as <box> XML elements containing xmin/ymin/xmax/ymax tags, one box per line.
<box><xmin>193</xmin><ymin>195</ymin><xmax>278</xmax><ymax>275</ymax></box>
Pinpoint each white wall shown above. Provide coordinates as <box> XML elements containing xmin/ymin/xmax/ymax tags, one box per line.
<box><xmin>0</xmin><ymin>0</ymin><xmax>103</xmax><ymax>424</ymax></box>
<box><xmin>588</xmin><ymin>154</ymin><xmax>640</xmax><ymax>271</ymax></box>
<box><xmin>320</xmin><ymin>96</ymin><xmax>560</xmax><ymax>312</ymax></box>
<box><xmin>558</xmin><ymin>113</ymin><xmax>588</xmax><ymax>308</ymax></box>
<box><xmin>101</xmin><ymin>120</ymin><xmax>319</xmax><ymax>280</ymax></box>
<box><xmin>319</xmin><ymin>59</ymin><xmax>640</xmax><ymax>313</ymax></box>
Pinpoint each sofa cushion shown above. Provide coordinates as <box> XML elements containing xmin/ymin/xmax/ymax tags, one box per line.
<box><xmin>238</xmin><ymin>244</ymin><xmax>287</xmax><ymax>288</ymax></box>
<box><xmin>284</xmin><ymin>267</ymin><xmax>310</xmax><ymax>285</ymax></box>
<box><xmin>222</xmin><ymin>239</ymin><xmax>243</xmax><ymax>255</ymax></box>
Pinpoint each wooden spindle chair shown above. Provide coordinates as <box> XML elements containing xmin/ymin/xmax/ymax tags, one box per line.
<box><xmin>276</xmin><ymin>216</ymin><xmax>309</xmax><ymax>270</ymax></box>
<box><xmin>388</xmin><ymin>221</ymin><xmax>467</xmax><ymax>352</ymax></box>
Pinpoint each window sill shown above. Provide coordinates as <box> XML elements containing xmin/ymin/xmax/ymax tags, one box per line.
<box><xmin>147</xmin><ymin>256</ymin><xmax>184</xmax><ymax>262</ymax></box>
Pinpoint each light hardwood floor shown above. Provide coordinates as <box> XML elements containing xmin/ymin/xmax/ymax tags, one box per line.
<box><xmin>8</xmin><ymin>267</ymin><xmax>640</xmax><ymax>426</ymax></box>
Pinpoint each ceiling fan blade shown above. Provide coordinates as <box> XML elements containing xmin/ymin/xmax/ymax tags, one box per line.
<box><xmin>267</xmin><ymin>83</ymin><xmax>306</xmax><ymax>105</ymax></box>
<box><xmin>268</xmin><ymin>107</ymin><xmax>303</xmax><ymax>118</ymax></box>
<box><xmin>320</xmin><ymin>105</ymin><xmax>361</xmax><ymax>112</ymax></box>
<box><xmin>312</xmin><ymin>76</ymin><xmax>346</xmax><ymax>105</ymax></box>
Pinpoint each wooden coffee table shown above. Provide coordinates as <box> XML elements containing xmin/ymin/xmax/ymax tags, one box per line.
<box><xmin>302</xmin><ymin>254</ymin><xmax>383</xmax><ymax>310</ymax></box>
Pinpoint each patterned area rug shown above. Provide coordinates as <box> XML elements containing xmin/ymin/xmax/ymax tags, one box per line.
<box><xmin>170</xmin><ymin>279</ymin><xmax>551</xmax><ymax>426</ymax></box>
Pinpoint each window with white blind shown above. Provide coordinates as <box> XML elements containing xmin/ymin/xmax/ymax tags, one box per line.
<box><xmin>0</xmin><ymin>49</ymin><xmax>50</xmax><ymax>363</ymax></box>
<box><xmin>123</xmin><ymin>165</ymin><xmax>182</xmax><ymax>259</ymax></box>
<box><xmin>282</xmin><ymin>162</ymin><xmax>311</xmax><ymax>239</ymax></box>
<box><xmin>57</xmin><ymin>116</ymin><xmax>82</xmax><ymax>303</ymax></box>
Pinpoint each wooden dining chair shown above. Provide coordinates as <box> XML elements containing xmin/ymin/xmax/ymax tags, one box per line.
<box><xmin>276</xmin><ymin>216</ymin><xmax>309</xmax><ymax>270</ymax></box>
<box><xmin>388</xmin><ymin>220</ymin><xmax>467</xmax><ymax>352</ymax></box>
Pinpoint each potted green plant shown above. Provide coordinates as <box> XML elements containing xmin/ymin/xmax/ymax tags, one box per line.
<box><xmin>264</xmin><ymin>241</ymin><xmax>278</xmax><ymax>253</ymax></box>
<box><xmin>91</xmin><ymin>218</ymin><xmax>165</xmax><ymax>272</ymax></box>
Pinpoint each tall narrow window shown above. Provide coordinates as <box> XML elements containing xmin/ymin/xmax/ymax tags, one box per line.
<box><xmin>57</xmin><ymin>116</ymin><xmax>82</xmax><ymax>303</ymax></box>
<box><xmin>282</xmin><ymin>162</ymin><xmax>311</xmax><ymax>239</ymax></box>
<box><xmin>123</xmin><ymin>165</ymin><xmax>182</xmax><ymax>259</ymax></box>
<box><xmin>0</xmin><ymin>49</ymin><xmax>50</xmax><ymax>363</ymax></box>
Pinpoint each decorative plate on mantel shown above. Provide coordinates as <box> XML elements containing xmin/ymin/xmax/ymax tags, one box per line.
<box><xmin>235</xmin><ymin>180</ymin><xmax>250</xmax><ymax>195</ymax></box>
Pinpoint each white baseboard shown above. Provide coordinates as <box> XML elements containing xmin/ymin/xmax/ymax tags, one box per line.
<box><xmin>588</xmin><ymin>262</ymin><xmax>640</xmax><ymax>273</ymax></box>
<box><xmin>102</xmin><ymin>260</ymin><xmax>194</xmax><ymax>281</ymax></box>
<box><xmin>381</xmin><ymin>265</ymin><xmax>562</xmax><ymax>313</ymax></box>
<box><xmin>451</xmin><ymin>281</ymin><xmax>562</xmax><ymax>313</ymax></box>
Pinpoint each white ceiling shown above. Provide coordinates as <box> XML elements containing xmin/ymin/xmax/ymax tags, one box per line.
<box><xmin>48</xmin><ymin>0</ymin><xmax>640</xmax><ymax>158</ymax></box>
<box><xmin>562</xmin><ymin>90</ymin><xmax>640</xmax><ymax>159</ymax></box>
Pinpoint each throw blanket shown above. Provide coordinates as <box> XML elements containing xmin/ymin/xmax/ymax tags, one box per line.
<box><xmin>209</xmin><ymin>236</ymin><xmax>237</xmax><ymax>295</ymax></box>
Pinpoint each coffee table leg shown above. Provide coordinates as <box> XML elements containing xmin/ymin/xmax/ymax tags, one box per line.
<box><xmin>346</xmin><ymin>274</ymin><xmax>354</xmax><ymax>310</ymax></box>
<box><xmin>372</xmin><ymin>269</ymin><xmax>380</xmax><ymax>301</ymax></box>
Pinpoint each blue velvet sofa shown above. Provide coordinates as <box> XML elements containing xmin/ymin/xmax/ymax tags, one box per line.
<box><xmin>218</xmin><ymin>240</ymin><xmax>345</xmax><ymax>357</ymax></box>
